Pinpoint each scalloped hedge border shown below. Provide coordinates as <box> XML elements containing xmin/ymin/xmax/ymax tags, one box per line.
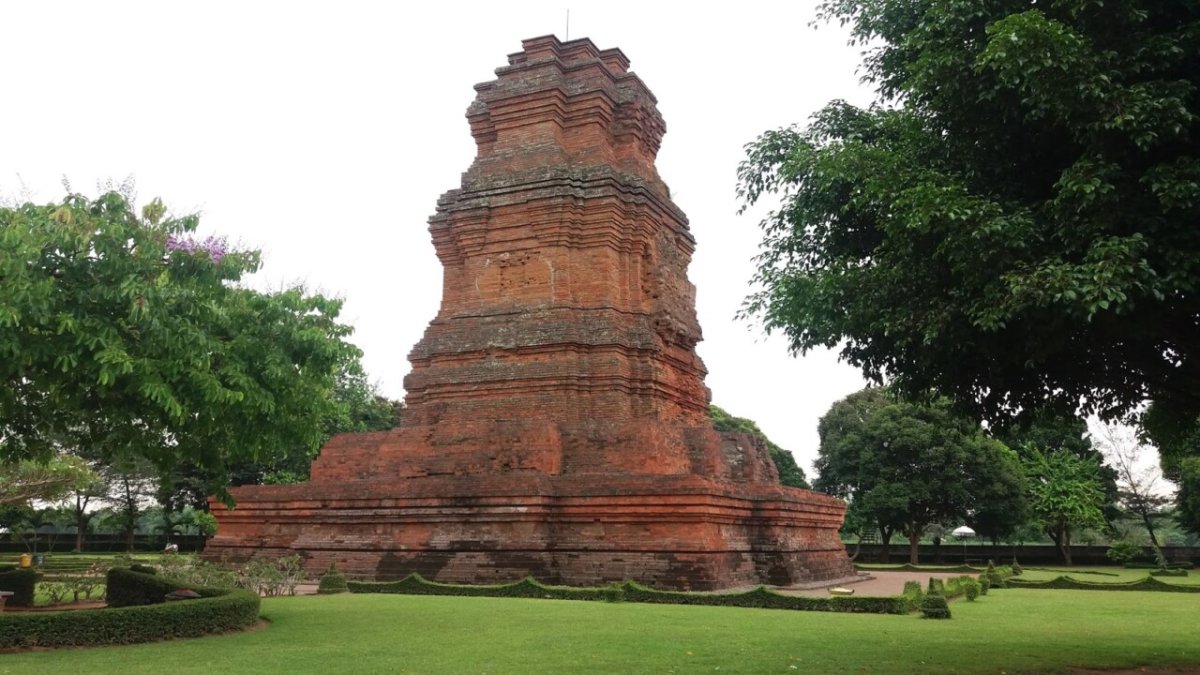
<box><xmin>856</xmin><ymin>563</ymin><xmax>985</xmax><ymax>573</ymax></box>
<box><xmin>1005</xmin><ymin>575</ymin><xmax>1200</xmax><ymax>592</ymax></box>
<box><xmin>0</xmin><ymin>570</ymin><xmax>261</xmax><ymax>650</ymax></box>
<box><xmin>347</xmin><ymin>574</ymin><xmax>922</xmax><ymax>614</ymax></box>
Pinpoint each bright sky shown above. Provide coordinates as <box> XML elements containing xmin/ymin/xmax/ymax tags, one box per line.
<box><xmin>2</xmin><ymin>1</ymin><xmax>877</xmax><ymax>476</ymax></box>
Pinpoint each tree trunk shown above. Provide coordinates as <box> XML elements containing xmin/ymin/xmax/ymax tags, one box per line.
<box><xmin>880</xmin><ymin>528</ymin><xmax>894</xmax><ymax>563</ymax></box>
<box><xmin>909</xmin><ymin>535</ymin><xmax>920</xmax><ymax>564</ymax></box>
<box><xmin>1054</xmin><ymin>524</ymin><xmax>1073</xmax><ymax>565</ymax></box>
<box><xmin>73</xmin><ymin>498</ymin><xmax>88</xmax><ymax>553</ymax></box>
<box><xmin>1141</xmin><ymin>511</ymin><xmax>1161</xmax><ymax>549</ymax></box>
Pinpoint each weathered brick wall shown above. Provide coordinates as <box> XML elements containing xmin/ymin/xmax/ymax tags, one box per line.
<box><xmin>208</xmin><ymin>35</ymin><xmax>854</xmax><ymax>590</ymax></box>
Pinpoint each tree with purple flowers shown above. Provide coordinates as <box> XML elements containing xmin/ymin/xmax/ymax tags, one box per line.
<box><xmin>0</xmin><ymin>191</ymin><xmax>362</xmax><ymax>498</ymax></box>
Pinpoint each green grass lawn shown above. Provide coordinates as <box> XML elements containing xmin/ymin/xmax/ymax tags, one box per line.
<box><xmin>2</xmin><ymin>590</ymin><xmax>1198</xmax><ymax>674</ymax></box>
<box><xmin>1018</xmin><ymin>565</ymin><xmax>1200</xmax><ymax>585</ymax></box>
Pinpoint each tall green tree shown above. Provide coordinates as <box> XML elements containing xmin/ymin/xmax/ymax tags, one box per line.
<box><xmin>1023</xmin><ymin>448</ymin><xmax>1109</xmax><ymax>564</ymax></box>
<box><xmin>1142</xmin><ymin>403</ymin><xmax>1200</xmax><ymax>535</ymax></box>
<box><xmin>998</xmin><ymin>412</ymin><xmax>1121</xmax><ymax>523</ymax></box>
<box><xmin>814</xmin><ymin>388</ymin><xmax>1026</xmax><ymax>563</ymax></box>
<box><xmin>1</xmin><ymin>192</ymin><xmax>362</xmax><ymax>498</ymax></box>
<box><xmin>710</xmin><ymin>405</ymin><xmax>809</xmax><ymax>488</ymax></box>
<box><xmin>737</xmin><ymin>1</ymin><xmax>1200</xmax><ymax>510</ymax></box>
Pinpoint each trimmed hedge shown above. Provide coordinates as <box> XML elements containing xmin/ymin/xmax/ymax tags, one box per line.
<box><xmin>1150</xmin><ymin>568</ymin><xmax>1189</xmax><ymax>577</ymax></box>
<box><xmin>1005</xmin><ymin>575</ymin><xmax>1200</xmax><ymax>592</ymax></box>
<box><xmin>1124</xmin><ymin>561</ymin><xmax>1194</xmax><ymax>570</ymax></box>
<box><xmin>349</xmin><ymin>574</ymin><xmax>916</xmax><ymax>615</ymax></box>
<box><xmin>1026</xmin><ymin>567</ymin><xmax>1120</xmax><ymax>577</ymax></box>
<box><xmin>106</xmin><ymin>567</ymin><xmax>223</xmax><ymax>608</ymax></box>
<box><xmin>0</xmin><ymin>589</ymin><xmax>260</xmax><ymax>649</ymax></box>
<box><xmin>0</xmin><ymin>568</ymin><xmax>38</xmax><ymax>607</ymax></box>
<box><xmin>920</xmin><ymin>592</ymin><xmax>951</xmax><ymax>619</ymax></box>
<box><xmin>318</xmin><ymin>565</ymin><xmax>349</xmax><ymax>594</ymax></box>
<box><xmin>856</xmin><ymin>563</ymin><xmax>982</xmax><ymax>573</ymax></box>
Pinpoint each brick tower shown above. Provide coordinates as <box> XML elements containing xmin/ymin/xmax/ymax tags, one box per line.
<box><xmin>207</xmin><ymin>36</ymin><xmax>855</xmax><ymax>590</ymax></box>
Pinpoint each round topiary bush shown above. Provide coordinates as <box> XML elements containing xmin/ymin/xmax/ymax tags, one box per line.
<box><xmin>920</xmin><ymin>592</ymin><xmax>951</xmax><ymax>619</ymax></box>
<box><xmin>965</xmin><ymin>580</ymin><xmax>980</xmax><ymax>601</ymax></box>
<box><xmin>318</xmin><ymin>563</ymin><xmax>349</xmax><ymax>594</ymax></box>
<box><xmin>978</xmin><ymin>574</ymin><xmax>990</xmax><ymax>595</ymax></box>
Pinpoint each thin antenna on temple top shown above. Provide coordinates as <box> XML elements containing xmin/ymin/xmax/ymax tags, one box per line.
<box><xmin>565</xmin><ymin>8</ymin><xmax>570</xmax><ymax>41</ymax></box>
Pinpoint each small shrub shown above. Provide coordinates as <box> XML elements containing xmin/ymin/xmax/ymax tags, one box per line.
<box><xmin>978</xmin><ymin>574</ymin><xmax>990</xmax><ymax>595</ymax></box>
<box><xmin>965</xmin><ymin>580</ymin><xmax>980</xmax><ymax>601</ymax></box>
<box><xmin>1011</xmin><ymin>559</ymin><xmax>1022</xmax><ymax>576</ymax></box>
<box><xmin>318</xmin><ymin>564</ymin><xmax>349</xmax><ymax>594</ymax></box>
<box><xmin>902</xmin><ymin>580</ymin><xmax>923</xmax><ymax>597</ymax></box>
<box><xmin>67</xmin><ymin>572</ymin><xmax>103</xmax><ymax>602</ymax></box>
<box><xmin>927</xmin><ymin>577</ymin><xmax>945</xmax><ymax>594</ymax></box>
<box><xmin>40</xmin><ymin>582</ymin><xmax>71</xmax><ymax>606</ymax></box>
<box><xmin>240</xmin><ymin>555</ymin><xmax>305</xmax><ymax>597</ymax></box>
<box><xmin>920</xmin><ymin>592</ymin><xmax>951</xmax><ymax>619</ymax></box>
<box><xmin>157</xmin><ymin>556</ymin><xmax>238</xmax><ymax>589</ymax></box>
<box><xmin>1106</xmin><ymin>539</ymin><xmax>1143</xmax><ymax>564</ymax></box>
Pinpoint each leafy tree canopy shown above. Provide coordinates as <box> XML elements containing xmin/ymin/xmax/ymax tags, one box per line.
<box><xmin>738</xmin><ymin>1</ymin><xmax>1200</xmax><ymax>433</ymax></box>
<box><xmin>0</xmin><ymin>192</ymin><xmax>362</xmax><ymax>498</ymax></box>
<box><xmin>0</xmin><ymin>455</ymin><xmax>96</xmax><ymax>505</ymax></box>
<box><xmin>1023</xmin><ymin>447</ymin><xmax>1109</xmax><ymax>564</ymax></box>
<box><xmin>710</xmin><ymin>404</ymin><xmax>809</xmax><ymax>488</ymax></box>
<box><xmin>814</xmin><ymin>388</ymin><xmax>1026</xmax><ymax>562</ymax></box>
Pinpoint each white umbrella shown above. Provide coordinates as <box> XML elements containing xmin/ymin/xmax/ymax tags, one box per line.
<box><xmin>952</xmin><ymin>525</ymin><xmax>976</xmax><ymax>538</ymax></box>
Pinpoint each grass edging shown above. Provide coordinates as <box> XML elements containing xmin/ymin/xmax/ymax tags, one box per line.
<box><xmin>1005</xmin><ymin>575</ymin><xmax>1200</xmax><ymax>592</ymax></box>
<box><xmin>348</xmin><ymin>574</ymin><xmax>921</xmax><ymax>614</ymax></box>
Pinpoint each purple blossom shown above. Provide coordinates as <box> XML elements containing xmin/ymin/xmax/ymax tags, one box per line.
<box><xmin>166</xmin><ymin>234</ymin><xmax>228</xmax><ymax>263</ymax></box>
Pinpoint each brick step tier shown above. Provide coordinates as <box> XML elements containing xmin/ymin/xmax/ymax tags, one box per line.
<box><xmin>206</xmin><ymin>474</ymin><xmax>853</xmax><ymax>591</ymax></box>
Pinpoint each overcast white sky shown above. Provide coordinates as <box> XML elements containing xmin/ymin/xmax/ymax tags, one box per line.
<box><xmin>3</xmin><ymin>1</ymin><xmax>878</xmax><ymax>476</ymax></box>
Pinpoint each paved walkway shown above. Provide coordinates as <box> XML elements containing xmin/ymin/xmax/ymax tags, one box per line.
<box><xmin>780</xmin><ymin>570</ymin><xmax>973</xmax><ymax>597</ymax></box>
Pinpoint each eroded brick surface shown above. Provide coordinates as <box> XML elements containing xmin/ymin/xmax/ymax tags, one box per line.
<box><xmin>207</xmin><ymin>35</ymin><xmax>854</xmax><ymax>590</ymax></box>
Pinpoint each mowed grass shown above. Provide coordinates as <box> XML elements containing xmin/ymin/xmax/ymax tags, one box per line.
<box><xmin>2</xmin><ymin>590</ymin><xmax>1198</xmax><ymax>674</ymax></box>
<box><xmin>1017</xmin><ymin>565</ymin><xmax>1200</xmax><ymax>585</ymax></box>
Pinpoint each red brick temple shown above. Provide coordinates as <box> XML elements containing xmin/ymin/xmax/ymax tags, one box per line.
<box><xmin>207</xmin><ymin>36</ymin><xmax>855</xmax><ymax>590</ymax></box>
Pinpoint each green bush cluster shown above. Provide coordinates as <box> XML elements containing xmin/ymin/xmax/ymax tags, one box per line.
<box><xmin>240</xmin><ymin>555</ymin><xmax>306</xmax><ymax>597</ymax></box>
<box><xmin>964</xmin><ymin>579</ymin><xmax>980</xmax><ymax>601</ymax></box>
<box><xmin>1106</xmin><ymin>539</ymin><xmax>1144</xmax><ymax>564</ymax></box>
<box><xmin>348</xmin><ymin>574</ymin><xmax>916</xmax><ymax>615</ymax></box>
<box><xmin>985</xmin><ymin>561</ymin><xmax>1014</xmax><ymax>589</ymax></box>
<box><xmin>1005</xmin><ymin>575</ymin><xmax>1200</xmax><ymax>592</ymax></box>
<box><xmin>318</xmin><ymin>564</ymin><xmax>349</xmax><ymax>594</ymax></box>
<box><xmin>0</xmin><ymin>589</ymin><xmax>260</xmax><ymax>649</ymax></box>
<box><xmin>939</xmin><ymin>575</ymin><xmax>976</xmax><ymax>600</ymax></box>
<box><xmin>0</xmin><ymin>568</ymin><xmax>38</xmax><ymax>607</ymax></box>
